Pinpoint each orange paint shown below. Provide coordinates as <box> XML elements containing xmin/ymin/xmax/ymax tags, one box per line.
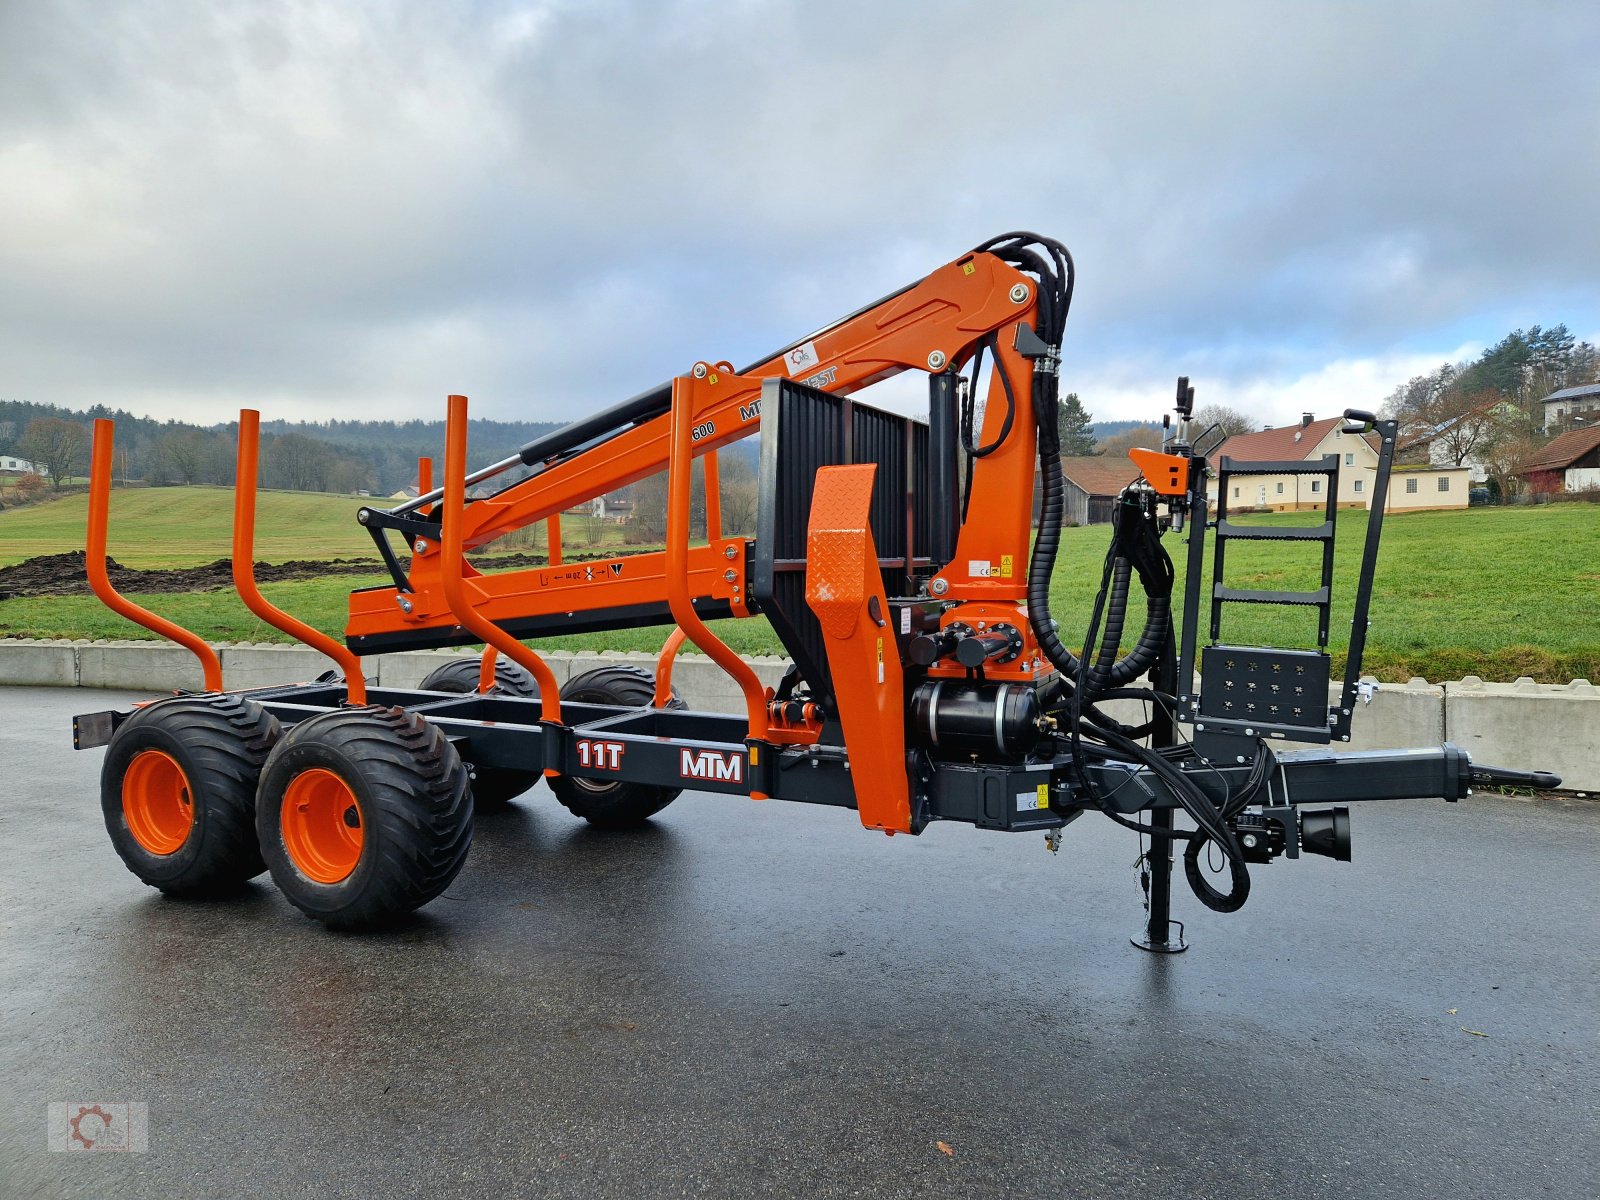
<box><xmin>234</xmin><ymin>411</ymin><xmax>367</xmax><ymax>704</ymax></box>
<box><xmin>85</xmin><ymin>419</ymin><xmax>224</xmax><ymax>692</ymax></box>
<box><xmin>653</xmin><ymin>626</ymin><xmax>688</xmax><ymax>708</ymax></box>
<box><xmin>280</xmin><ymin>767</ymin><xmax>364</xmax><ymax>884</ymax></box>
<box><xmin>666</xmin><ymin>373</ymin><xmax>770</xmax><ymax>743</ymax></box>
<box><xmin>804</xmin><ymin>464</ymin><xmax>911</xmax><ymax>833</ymax></box>
<box><xmin>926</xmin><ymin>332</ymin><xmax>1040</xmax><ymax>604</ymax></box>
<box><xmin>437</xmin><ymin>396</ymin><xmax>563</xmax><ymax>733</ymax></box>
<box><xmin>1128</xmin><ymin>447</ymin><xmax>1190</xmax><ymax>496</ymax></box>
<box><xmin>121</xmin><ymin>749</ymin><xmax>194</xmax><ymax>856</ymax></box>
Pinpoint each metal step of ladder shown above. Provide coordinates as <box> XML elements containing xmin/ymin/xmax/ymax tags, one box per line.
<box><xmin>1210</xmin><ymin>452</ymin><xmax>1339</xmax><ymax>651</ymax></box>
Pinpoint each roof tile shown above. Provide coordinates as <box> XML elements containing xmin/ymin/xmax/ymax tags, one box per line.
<box><xmin>1212</xmin><ymin>417</ymin><xmax>1361</xmax><ymax>462</ymax></box>
<box><xmin>1059</xmin><ymin>455</ymin><xmax>1140</xmax><ymax>496</ymax></box>
<box><xmin>1520</xmin><ymin>425</ymin><xmax>1600</xmax><ymax>473</ymax></box>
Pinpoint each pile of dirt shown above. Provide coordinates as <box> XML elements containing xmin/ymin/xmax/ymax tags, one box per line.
<box><xmin>0</xmin><ymin>547</ymin><xmax>628</xmax><ymax>600</ymax></box>
<box><xmin>0</xmin><ymin>551</ymin><xmax>387</xmax><ymax>599</ymax></box>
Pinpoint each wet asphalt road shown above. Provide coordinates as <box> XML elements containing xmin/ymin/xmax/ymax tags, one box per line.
<box><xmin>2</xmin><ymin>686</ymin><xmax>1597</xmax><ymax>1200</ymax></box>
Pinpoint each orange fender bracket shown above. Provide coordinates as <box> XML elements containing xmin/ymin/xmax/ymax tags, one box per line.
<box><xmin>804</xmin><ymin>464</ymin><xmax>912</xmax><ymax>834</ymax></box>
<box><xmin>1128</xmin><ymin>447</ymin><xmax>1190</xmax><ymax>496</ymax></box>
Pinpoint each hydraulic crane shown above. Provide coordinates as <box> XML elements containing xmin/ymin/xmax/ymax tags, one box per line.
<box><xmin>73</xmin><ymin>231</ymin><xmax>1557</xmax><ymax>944</ymax></box>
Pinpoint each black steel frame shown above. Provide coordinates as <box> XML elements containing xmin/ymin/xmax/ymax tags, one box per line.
<box><xmin>74</xmin><ymin>679</ymin><xmax>1478</xmax><ymax>834</ymax></box>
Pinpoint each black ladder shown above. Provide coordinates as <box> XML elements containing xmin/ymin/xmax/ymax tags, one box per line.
<box><xmin>1177</xmin><ymin>410</ymin><xmax>1398</xmax><ymax>750</ymax></box>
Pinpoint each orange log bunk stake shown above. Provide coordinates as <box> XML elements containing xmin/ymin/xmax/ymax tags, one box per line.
<box><xmin>232</xmin><ymin>410</ymin><xmax>368</xmax><ymax>705</ymax></box>
<box><xmin>86</xmin><ymin>418</ymin><xmax>224</xmax><ymax>692</ymax></box>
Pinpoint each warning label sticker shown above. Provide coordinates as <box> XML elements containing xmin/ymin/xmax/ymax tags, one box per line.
<box><xmin>1016</xmin><ymin>786</ymin><xmax>1049</xmax><ymax>812</ymax></box>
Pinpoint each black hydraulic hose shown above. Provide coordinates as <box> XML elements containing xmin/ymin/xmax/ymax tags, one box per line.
<box><xmin>1092</xmin><ymin>724</ymin><xmax>1240</xmax><ymax>853</ymax></box>
<box><xmin>1184</xmin><ymin>836</ymin><xmax>1251</xmax><ymax>912</ymax></box>
<box><xmin>1027</xmin><ymin>396</ymin><xmax>1083</xmax><ymax>680</ymax></box>
<box><xmin>972</xmin><ymin>231</ymin><xmax>1249</xmax><ymax>910</ymax></box>
<box><xmin>1087</xmin><ymin>557</ymin><xmax>1132</xmax><ymax>692</ymax></box>
<box><xmin>1104</xmin><ymin>596</ymin><xmax>1170</xmax><ymax>689</ymax></box>
<box><xmin>1098</xmin><ymin>498</ymin><xmax>1175</xmax><ymax>690</ymax></box>
<box><xmin>962</xmin><ymin>334</ymin><xmax>1015</xmax><ymax>459</ymax></box>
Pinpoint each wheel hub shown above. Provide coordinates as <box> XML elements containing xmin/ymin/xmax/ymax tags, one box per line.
<box><xmin>121</xmin><ymin>749</ymin><xmax>194</xmax><ymax>856</ymax></box>
<box><xmin>281</xmin><ymin>768</ymin><xmax>365</xmax><ymax>884</ymax></box>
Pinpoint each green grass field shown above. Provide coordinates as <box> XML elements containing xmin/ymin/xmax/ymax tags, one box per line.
<box><xmin>1</xmin><ymin>489</ymin><xmax>1596</xmax><ymax>681</ymax></box>
<box><xmin>0</xmin><ymin>485</ymin><xmax>376</xmax><ymax>567</ymax></box>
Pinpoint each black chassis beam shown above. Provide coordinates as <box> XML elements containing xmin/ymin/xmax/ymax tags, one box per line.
<box><xmin>75</xmin><ymin>684</ymin><xmax>1479</xmax><ymax>833</ymax></box>
<box><xmin>1072</xmin><ymin>744</ymin><xmax>1473</xmax><ymax>816</ymax></box>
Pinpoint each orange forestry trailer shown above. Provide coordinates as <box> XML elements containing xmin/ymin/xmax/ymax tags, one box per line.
<box><xmin>73</xmin><ymin>232</ymin><xmax>1557</xmax><ymax>949</ymax></box>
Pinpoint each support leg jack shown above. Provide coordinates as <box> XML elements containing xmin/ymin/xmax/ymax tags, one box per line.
<box><xmin>1131</xmin><ymin>800</ymin><xmax>1189</xmax><ymax>954</ymax></box>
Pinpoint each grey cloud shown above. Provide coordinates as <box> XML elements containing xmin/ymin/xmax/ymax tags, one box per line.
<box><xmin>0</xmin><ymin>0</ymin><xmax>1596</xmax><ymax>425</ymax></box>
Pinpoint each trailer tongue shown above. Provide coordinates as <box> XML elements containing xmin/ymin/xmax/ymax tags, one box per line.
<box><xmin>73</xmin><ymin>232</ymin><xmax>1558</xmax><ymax>947</ymax></box>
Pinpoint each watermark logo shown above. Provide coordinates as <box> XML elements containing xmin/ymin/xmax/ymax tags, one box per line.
<box><xmin>47</xmin><ymin>1102</ymin><xmax>147</xmax><ymax>1152</ymax></box>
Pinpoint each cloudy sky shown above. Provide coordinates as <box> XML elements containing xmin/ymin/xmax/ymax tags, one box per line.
<box><xmin>3</xmin><ymin>0</ymin><xmax>1597</xmax><ymax>430</ymax></box>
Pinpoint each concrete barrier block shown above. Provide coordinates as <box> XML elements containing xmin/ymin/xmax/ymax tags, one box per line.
<box><xmin>77</xmin><ymin>640</ymin><xmax>211</xmax><ymax>693</ymax></box>
<box><xmin>373</xmin><ymin>648</ymin><xmax>477</xmax><ymax>690</ymax></box>
<box><xmin>221</xmin><ymin>644</ymin><xmax>340</xmax><ymax>690</ymax></box>
<box><xmin>373</xmin><ymin>648</ymin><xmax>582</xmax><ymax>691</ymax></box>
<box><xmin>1445</xmin><ymin>676</ymin><xmax>1600</xmax><ymax>792</ymax></box>
<box><xmin>659</xmin><ymin>653</ymin><xmax>790</xmax><ymax>713</ymax></box>
<box><xmin>0</xmin><ymin>638</ymin><xmax>78</xmax><ymax>687</ymax></box>
<box><xmin>1346</xmin><ymin>677</ymin><xmax>1447</xmax><ymax>750</ymax></box>
<box><xmin>1275</xmin><ymin>676</ymin><xmax>1446</xmax><ymax>752</ymax></box>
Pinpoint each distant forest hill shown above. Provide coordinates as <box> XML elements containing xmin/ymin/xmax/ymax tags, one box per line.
<box><xmin>0</xmin><ymin>398</ymin><xmax>567</xmax><ymax>495</ymax></box>
<box><xmin>1090</xmin><ymin>420</ymin><xmax>1162</xmax><ymax>443</ymax></box>
<box><xmin>0</xmin><ymin>393</ymin><xmax>1168</xmax><ymax>497</ymax></box>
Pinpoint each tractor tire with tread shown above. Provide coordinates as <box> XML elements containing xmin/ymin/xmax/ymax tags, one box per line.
<box><xmin>100</xmin><ymin>695</ymin><xmax>281</xmax><ymax>897</ymax></box>
<box><xmin>550</xmin><ymin>664</ymin><xmax>685</xmax><ymax>829</ymax></box>
<box><xmin>255</xmin><ymin>705</ymin><xmax>472</xmax><ymax>930</ymax></box>
<box><xmin>417</xmin><ymin>655</ymin><xmax>541</xmax><ymax>808</ymax></box>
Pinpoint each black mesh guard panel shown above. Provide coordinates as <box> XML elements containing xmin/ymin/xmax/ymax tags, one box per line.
<box><xmin>752</xmin><ymin>377</ymin><xmax>931</xmax><ymax>710</ymax></box>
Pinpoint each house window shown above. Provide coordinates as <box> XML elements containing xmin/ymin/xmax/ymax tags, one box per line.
<box><xmin>1311</xmin><ymin>480</ymin><xmax>1321</xmax><ymax>493</ymax></box>
<box><xmin>1438</xmin><ymin>476</ymin><xmax>1450</xmax><ymax>492</ymax></box>
<box><xmin>1275</xmin><ymin>482</ymin><xmax>1284</xmax><ymax>494</ymax></box>
<box><xmin>1354</xmin><ymin>479</ymin><xmax>1365</xmax><ymax>494</ymax></box>
<box><xmin>1232</xmin><ymin>487</ymin><xmax>1240</xmax><ymax>499</ymax></box>
<box><xmin>1406</xmin><ymin>478</ymin><xmax>1418</xmax><ymax>494</ymax></box>
<box><xmin>1344</xmin><ymin>453</ymin><xmax>1354</xmax><ymax>466</ymax></box>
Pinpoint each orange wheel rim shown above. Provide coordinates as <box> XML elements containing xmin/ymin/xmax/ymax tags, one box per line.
<box><xmin>281</xmin><ymin>768</ymin><xmax>364</xmax><ymax>884</ymax></box>
<box><xmin>122</xmin><ymin>749</ymin><xmax>194</xmax><ymax>856</ymax></box>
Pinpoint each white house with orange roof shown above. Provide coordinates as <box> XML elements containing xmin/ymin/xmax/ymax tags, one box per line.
<box><xmin>1204</xmin><ymin>413</ymin><xmax>1467</xmax><ymax>513</ymax></box>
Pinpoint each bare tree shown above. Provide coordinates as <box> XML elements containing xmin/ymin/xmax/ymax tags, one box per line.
<box><xmin>19</xmin><ymin>417</ymin><xmax>90</xmax><ymax>489</ymax></box>
<box><xmin>1401</xmin><ymin>387</ymin><xmax>1526</xmax><ymax>469</ymax></box>
<box><xmin>1191</xmin><ymin>403</ymin><xmax>1256</xmax><ymax>440</ymax></box>
<box><xmin>1480</xmin><ymin>433</ymin><xmax>1546</xmax><ymax>500</ymax></box>
<box><xmin>261</xmin><ymin>432</ymin><xmax>333</xmax><ymax>491</ymax></box>
<box><xmin>626</xmin><ymin>471</ymin><xmax>668</xmax><ymax>543</ymax></box>
<box><xmin>158</xmin><ymin>430</ymin><xmax>210</xmax><ymax>484</ymax></box>
<box><xmin>1096</xmin><ymin>425</ymin><xmax>1162</xmax><ymax>458</ymax></box>
<box><xmin>717</xmin><ymin>454</ymin><xmax>759</xmax><ymax>536</ymax></box>
<box><xmin>624</xmin><ymin>461</ymin><xmax>711</xmax><ymax>542</ymax></box>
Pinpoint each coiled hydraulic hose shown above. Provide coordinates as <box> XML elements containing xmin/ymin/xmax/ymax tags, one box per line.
<box><xmin>972</xmin><ymin>232</ymin><xmax>1253</xmax><ymax>913</ymax></box>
